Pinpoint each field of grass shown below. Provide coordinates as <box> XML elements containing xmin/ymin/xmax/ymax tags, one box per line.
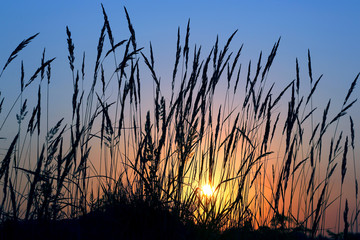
<box><xmin>0</xmin><ymin>5</ymin><xmax>359</xmax><ymax>240</ymax></box>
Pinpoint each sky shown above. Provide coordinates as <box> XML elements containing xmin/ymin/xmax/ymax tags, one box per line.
<box><xmin>1</xmin><ymin>0</ymin><xmax>360</xmax><ymax>231</ymax></box>
<box><xmin>1</xmin><ymin>1</ymin><xmax>359</xmax><ymax>121</ymax></box>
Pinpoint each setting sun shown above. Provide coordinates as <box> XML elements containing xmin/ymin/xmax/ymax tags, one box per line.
<box><xmin>201</xmin><ymin>184</ymin><xmax>215</xmax><ymax>197</ymax></box>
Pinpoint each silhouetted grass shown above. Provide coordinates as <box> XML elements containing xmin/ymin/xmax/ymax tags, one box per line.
<box><xmin>0</xmin><ymin>4</ymin><xmax>359</xmax><ymax>240</ymax></box>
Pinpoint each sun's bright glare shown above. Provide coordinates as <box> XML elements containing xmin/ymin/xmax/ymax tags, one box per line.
<box><xmin>201</xmin><ymin>184</ymin><xmax>215</xmax><ymax>197</ymax></box>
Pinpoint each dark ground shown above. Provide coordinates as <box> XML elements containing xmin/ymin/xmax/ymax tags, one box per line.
<box><xmin>1</xmin><ymin>202</ymin><xmax>359</xmax><ymax>240</ymax></box>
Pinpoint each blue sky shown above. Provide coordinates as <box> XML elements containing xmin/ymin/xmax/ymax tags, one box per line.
<box><xmin>1</xmin><ymin>1</ymin><xmax>359</xmax><ymax>110</ymax></box>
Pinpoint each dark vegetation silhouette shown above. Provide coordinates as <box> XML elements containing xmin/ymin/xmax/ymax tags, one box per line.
<box><xmin>0</xmin><ymin>4</ymin><xmax>359</xmax><ymax>240</ymax></box>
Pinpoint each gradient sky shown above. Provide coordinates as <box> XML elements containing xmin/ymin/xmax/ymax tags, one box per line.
<box><xmin>1</xmin><ymin>0</ymin><xmax>360</xmax><ymax>230</ymax></box>
<box><xmin>1</xmin><ymin>1</ymin><xmax>359</xmax><ymax>120</ymax></box>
